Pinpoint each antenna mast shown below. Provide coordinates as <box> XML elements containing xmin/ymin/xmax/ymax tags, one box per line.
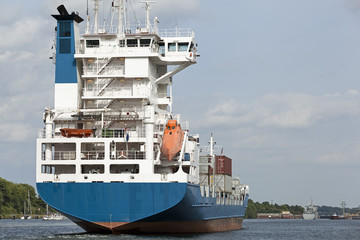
<box><xmin>118</xmin><ymin>0</ymin><xmax>124</xmax><ymax>37</ymax></box>
<box><xmin>140</xmin><ymin>1</ymin><xmax>156</xmax><ymax>32</ymax></box>
<box><xmin>86</xmin><ymin>0</ymin><xmax>90</xmax><ymax>34</ymax></box>
<box><xmin>93</xmin><ymin>0</ymin><xmax>100</xmax><ymax>34</ymax></box>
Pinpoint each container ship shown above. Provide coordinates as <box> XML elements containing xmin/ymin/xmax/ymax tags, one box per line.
<box><xmin>36</xmin><ymin>1</ymin><xmax>249</xmax><ymax>233</ymax></box>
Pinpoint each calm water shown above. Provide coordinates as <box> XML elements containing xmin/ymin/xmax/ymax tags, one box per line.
<box><xmin>1</xmin><ymin>219</ymin><xmax>360</xmax><ymax>240</ymax></box>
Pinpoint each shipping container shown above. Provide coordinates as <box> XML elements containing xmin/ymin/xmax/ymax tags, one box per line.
<box><xmin>199</xmin><ymin>174</ymin><xmax>210</xmax><ymax>186</ymax></box>
<box><xmin>215</xmin><ymin>155</ymin><xmax>232</xmax><ymax>176</ymax></box>
<box><xmin>199</xmin><ymin>165</ymin><xmax>213</xmax><ymax>175</ymax></box>
<box><xmin>199</xmin><ymin>155</ymin><xmax>213</xmax><ymax>174</ymax></box>
<box><xmin>199</xmin><ymin>173</ymin><xmax>232</xmax><ymax>193</ymax></box>
<box><xmin>214</xmin><ymin>174</ymin><xmax>232</xmax><ymax>193</ymax></box>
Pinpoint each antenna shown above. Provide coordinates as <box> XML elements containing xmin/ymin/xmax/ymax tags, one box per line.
<box><xmin>140</xmin><ymin>1</ymin><xmax>156</xmax><ymax>32</ymax></box>
<box><xmin>92</xmin><ymin>0</ymin><xmax>101</xmax><ymax>34</ymax></box>
<box><xmin>86</xmin><ymin>0</ymin><xmax>90</xmax><ymax>34</ymax></box>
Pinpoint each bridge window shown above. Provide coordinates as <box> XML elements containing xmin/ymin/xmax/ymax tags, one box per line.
<box><xmin>86</xmin><ymin>40</ymin><xmax>100</xmax><ymax>48</ymax></box>
<box><xmin>178</xmin><ymin>42</ymin><xmax>189</xmax><ymax>52</ymax></box>
<box><xmin>168</xmin><ymin>43</ymin><xmax>176</xmax><ymax>52</ymax></box>
<box><xmin>159</xmin><ymin>42</ymin><xmax>165</xmax><ymax>56</ymax></box>
<box><xmin>140</xmin><ymin>39</ymin><xmax>151</xmax><ymax>47</ymax></box>
<box><xmin>127</xmin><ymin>39</ymin><xmax>138</xmax><ymax>47</ymax></box>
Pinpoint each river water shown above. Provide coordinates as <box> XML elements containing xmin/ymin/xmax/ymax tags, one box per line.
<box><xmin>1</xmin><ymin>219</ymin><xmax>360</xmax><ymax>240</ymax></box>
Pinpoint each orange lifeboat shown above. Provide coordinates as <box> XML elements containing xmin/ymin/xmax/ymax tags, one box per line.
<box><xmin>60</xmin><ymin>128</ymin><xmax>93</xmax><ymax>138</ymax></box>
<box><xmin>161</xmin><ymin>120</ymin><xmax>184</xmax><ymax>161</ymax></box>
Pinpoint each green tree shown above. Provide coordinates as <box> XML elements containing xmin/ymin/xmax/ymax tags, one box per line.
<box><xmin>0</xmin><ymin>177</ymin><xmax>47</xmax><ymax>217</ymax></box>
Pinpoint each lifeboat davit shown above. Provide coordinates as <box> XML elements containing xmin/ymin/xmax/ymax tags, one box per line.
<box><xmin>60</xmin><ymin>128</ymin><xmax>93</xmax><ymax>138</ymax></box>
<box><xmin>161</xmin><ymin>120</ymin><xmax>184</xmax><ymax>161</ymax></box>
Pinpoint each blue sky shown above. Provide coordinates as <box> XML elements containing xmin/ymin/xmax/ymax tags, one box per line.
<box><xmin>1</xmin><ymin>0</ymin><xmax>360</xmax><ymax>208</ymax></box>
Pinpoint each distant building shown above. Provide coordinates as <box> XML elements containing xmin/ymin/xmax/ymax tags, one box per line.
<box><xmin>257</xmin><ymin>211</ymin><xmax>295</xmax><ymax>219</ymax></box>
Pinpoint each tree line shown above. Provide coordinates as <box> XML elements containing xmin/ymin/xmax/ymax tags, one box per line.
<box><xmin>0</xmin><ymin>177</ymin><xmax>47</xmax><ymax>217</ymax></box>
<box><xmin>245</xmin><ymin>199</ymin><xmax>304</xmax><ymax>219</ymax></box>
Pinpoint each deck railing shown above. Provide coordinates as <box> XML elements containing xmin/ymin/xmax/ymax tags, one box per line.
<box><xmin>110</xmin><ymin>150</ymin><xmax>145</xmax><ymax>160</ymax></box>
<box><xmin>81</xmin><ymin>151</ymin><xmax>105</xmax><ymax>160</ymax></box>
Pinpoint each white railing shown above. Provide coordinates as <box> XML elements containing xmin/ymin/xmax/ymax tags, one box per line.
<box><xmin>83</xmin><ymin>25</ymin><xmax>118</xmax><ymax>35</ymax></box>
<box><xmin>83</xmin><ymin>66</ymin><xmax>125</xmax><ymax>76</ymax></box>
<box><xmin>77</xmin><ymin>45</ymin><xmax>159</xmax><ymax>55</ymax></box>
<box><xmin>110</xmin><ymin>150</ymin><xmax>145</xmax><ymax>160</ymax></box>
<box><xmin>52</xmin><ymin>151</ymin><xmax>76</xmax><ymax>160</ymax></box>
<box><xmin>158</xmin><ymin>28</ymin><xmax>194</xmax><ymax>38</ymax></box>
<box><xmin>83</xmin><ymin>87</ymin><xmax>132</xmax><ymax>97</ymax></box>
<box><xmin>83</xmin><ymin>87</ymin><xmax>154</xmax><ymax>98</ymax></box>
<box><xmin>102</xmin><ymin>129</ymin><xmax>146</xmax><ymax>138</ymax></box>
<box><xmin>82</xmin><ymin>24</ymin><xmax>193</xmax><ymax>37</ymax></box>
<box><xmin>200</xmin><ymin>145</ymin><xmax>224</xmax><ymax>156</ymax></box>
<box><xmin>80</xmin><ymin>151</ymin><xmax>105</xmax><ymax>160</ymax></box>
<box><xmin>180</xmin><ymin>121</ymin><xmax>189</xmax><ymax>131</ymax></box>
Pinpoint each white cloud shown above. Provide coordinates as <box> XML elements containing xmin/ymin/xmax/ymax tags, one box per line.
<box><xmin>318</xmin><ymin>153</ymin><xmax>345</xmax><ymax>165</ymax></box>
<box><xmin>198</xmin><ymin>92</ymin><xmax>360</xmax><ymax>129</ymax></box>
<box><xmin>0</xmin><ymin>17</ymin><xmax>48</xmax><ymax>50</ymax></box>
<box><xmin>0</xmin><ymin>3</ymin><xmax>23</xmax><ymax>24</ymax></box>
<box><xmin>0</xmin><ymin>123</ymin><xmax>33</xmax><ymax>142</ymax></box>
<box><xmin>40</xmin><ymin>1</ymin><xmax>85</xmax><ymax>15</ymax></box>
<box><xmin>347</xmin><ymin>89</ymin><xmax>359</xmax><ymax>95</ymax></box>
<box><xmin>0</xmin><ymin>50</ymin><xmax>35</xmax><ymax>63</ymax></box>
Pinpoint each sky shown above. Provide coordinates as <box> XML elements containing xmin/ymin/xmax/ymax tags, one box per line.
<box><xmin>1</xmin><ymin>0</ymin><xmax>360</xmax><ymax>208</ymax></box>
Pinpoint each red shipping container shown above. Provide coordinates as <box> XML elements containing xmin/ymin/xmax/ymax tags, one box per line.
<box><xmin>215</xmin><ymin>155</ymin><xmax>232</xmax><ymax>176</ymax></box>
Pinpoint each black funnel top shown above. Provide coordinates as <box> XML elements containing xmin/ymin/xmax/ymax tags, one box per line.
<box><xmin>57</xmin><ymin>5</ymin><xmax>69</xmax><ymax>16</ymax></box>
<box><xmin>52</xmin><ymin>5</ymin><xmax>84</xmax><ymax>23</ymax></box>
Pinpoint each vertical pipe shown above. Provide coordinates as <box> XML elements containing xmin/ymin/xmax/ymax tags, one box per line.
<box><xmin>210</xmin><ymin>133</ymin><xmax>215</xmax><ymax>197</ymax></box>
<box><xmin>44</xmin><ymin>108</ymin><xmax>53</xmax><ymax>161</ymax></box>
<box><xmin>144</xmin><ymin>105</ymin><xmax>154</xmax><ymax>161</ymax></box>
<box><xmin>169</xmin><ymin>79</ymin><xmax>173</xmax><ymax>113</ymax></box>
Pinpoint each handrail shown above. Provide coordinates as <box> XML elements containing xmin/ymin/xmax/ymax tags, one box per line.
<box><xmin>110</xmin><ymin>150</ymin><xmax>145</xmax><ymax>160</ymax></box>
<box><xmin>83</xmin><ymin>66</ymin><xmax>125</xmax><ymax>76</ymax></box>
<box><xmin>81</xmin><ymin>24</ymin><xmax>193</xmax><ymax>38</ymax></box>
<box><xmin>81</xmin><ymin>151</ymin><xmax>105</xmax><ymax>160</ymax></box>
<box><xmin>53</xmin><ymin>151</ymin><xmax>76</xmax><ymax>160</ymax></box>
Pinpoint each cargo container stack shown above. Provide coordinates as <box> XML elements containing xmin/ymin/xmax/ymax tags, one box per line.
<box><xmin>199</xmin><ymin>154</ymin><xmax>234</xmax><ymax>194</ymax></box>
<box><xmin>214</xmin><ymin>155</ymin><xmax>232</xmax><ymax>193</ymax></box>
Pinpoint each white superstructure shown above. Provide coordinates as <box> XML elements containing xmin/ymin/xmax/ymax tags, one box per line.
<box><xmin>37</xmin><ymin>0</ymin><xmax>199</xmax><ymax>184</ymax></box>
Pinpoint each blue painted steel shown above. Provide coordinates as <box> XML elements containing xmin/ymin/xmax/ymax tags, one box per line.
<box><xmin>36</xmin><ymin>182</ymin><xmax>248</xmax><ymax>224</ymax></box>
<box><xmin>55</xmin><ymin>20</ymin><xmax>78</xmax><ymax>84</ymax></box>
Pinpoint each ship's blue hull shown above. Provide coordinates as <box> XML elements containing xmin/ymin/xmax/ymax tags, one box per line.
<box><xmin>37</xmin><ymin>182</ymin><xmax>248</xmax><ymax>233</ymax></box>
